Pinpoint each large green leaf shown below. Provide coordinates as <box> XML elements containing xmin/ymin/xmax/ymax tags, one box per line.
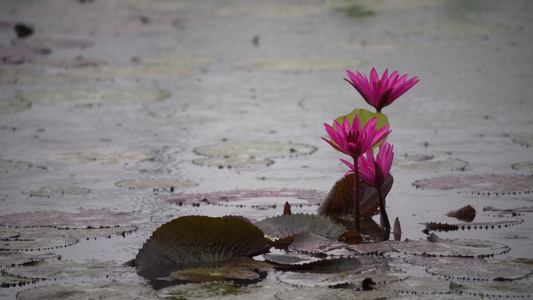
<box><xmin>135</xmin><ymin>216</ymin><xmax>270</xmax><ymax>279</ymax></box>
<box><xmin>332</xmin><ymin>108</ymin><xmax>390</xmax><ymax>149</ymax></box>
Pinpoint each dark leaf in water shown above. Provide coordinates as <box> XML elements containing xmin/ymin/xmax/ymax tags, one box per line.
<box><xmin>447</xmin><ymin>205</ymin><xmax>476</xmax><ymax>222</ymax></box>
<box><xmin>283</xmin><ymin>201</ymin><xmax>292</xmax><ymax>215</ymax></box>
<box><xmin>135</xmin><ymin>216</ymin><xmax>270</xmax><ymax>279</ymax></box>
<box><xmin>14</xmin><ymin>23</ymin><xmax>34</xmax><ymax>39</ymax></box>
<box><xmin>393</xmin><ymin>217</ymin><xmax>402</xmax><ymax>241</ymax></box>
<box><xmin>425</xmin><ymin>222</ymin><xmax>460</xmax><ymax>231</ymax></box>
<box><xmin>413</xmin><ymin>174</ymin><xmax>533</xmax><ymax>195</ymax></box>
<box><xmin>318</xmin><ymin>174</ymin><xmax>393</xmax><ymax>226</ymax></box>
<box><xmin>255</xmin><ymin>213</ymin><xmax>346</xmax><ymax>243</ymax></box>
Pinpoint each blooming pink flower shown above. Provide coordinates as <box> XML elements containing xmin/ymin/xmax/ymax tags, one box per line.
<box><xmin>344</xmin><ymin>68</ymin><xmax>419</xmax><ymax>112</ymax></box>
<box><xmin>343</xmin><ymin>142</ymin><xmax>394</xmax><ymax>189</ymax></box>
<box><xmin>322</xmin><ymin>115</ymin><xmax>390</xmax><ymax>160</ymax></box>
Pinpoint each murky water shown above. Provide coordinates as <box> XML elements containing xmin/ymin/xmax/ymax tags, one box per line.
<box><xmin>1</xmin><ymin>0</ymin><xmax>533</xmax><ymax>298</ymax></box>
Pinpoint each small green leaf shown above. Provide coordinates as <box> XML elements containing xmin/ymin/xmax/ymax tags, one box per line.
<box><xmin>332</xmin><ymin>109</ymin><xmax>390</xmax><ymax>149</ymax></box>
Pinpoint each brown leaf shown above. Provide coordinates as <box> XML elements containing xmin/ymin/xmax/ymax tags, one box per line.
<box><xmin>393</xmin><ymin>217</ymin><xmax>402</xmax><ymax>241</ymax></box>
<box><xmin>318</xmin><ymin>174</ymin><xmax>393</xmax><ymax>228</ymax></box>
<box><xmin>447</xmin><ymin>205</ymin><xmax>476</xmax><ymax>222</ymax></box>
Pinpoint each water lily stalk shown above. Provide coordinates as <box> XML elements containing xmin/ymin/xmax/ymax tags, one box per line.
<box><xmin>323</xmin><ymin>115</ymin><xmax>390</xmax><ymax>231</ymax></box>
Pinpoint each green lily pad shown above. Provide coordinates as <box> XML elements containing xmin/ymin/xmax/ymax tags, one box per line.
<box><xmin>0</xmin><ymin>208</ymin><xmax>139</xmax><ymax>228</ymax></box>
<box><xmin>6</xmin><ymin>260</ymin><xmax>134</xmax><ymax>281</ymax></box>
<box><xmin>21</xmin><ymin>186</ymin><xmax>90</xmax><ymax>197</ymax></box>
<box><xmin>192</xmin><ymin>156</ymin><xmax>275</xmax><ymax>168</ymax></box>
<box><xmin>512</xmin><ymin>161</ymin><xmax>533</xmax><ymax>172</ymax></box>
<box><xmin>194</xmin><ymin>141</ymin><xmax>317</xmax><ymax>159</ymax></box>
<box><xmin>333</xmin><ymin>109</ymin><xmax>389</xmax><ymax>149</ymax></box>
<box><xmin>135</xmin><ymin>216</ymin><xmax>270</xmax><ymax>279</ymax></box>
<box><xmin>115</xmin><ymin>178</ymin><xmax>197</xmax><ymax>190</ymax></box>
<box><xmin>391</xmin><ymin>234</ymin><xmax>510</xmax><ymax>258</ymax></box>
<box><xmin>0</xmin><ymin>251</ymin><xmax>60</xmax><ymax>268</ymax></box>
<box><xmin>0</xmin><ymin>98</ymin><xmax>32</xmax><ymax>114</ymax></box>
<box><xmin>512</xmin><ymin>135</ymin><xmax>533</xmax><ymax>147</ymax></box>
<box><xmin>237</xmin><ymin>57</ymin><xmax>365</xmax><ymax>72</ymax></box>
<box><xmin>413</xmin><ymin>174</ymin><xmax>533</xmax><ymax>195</ymax></box>
<box><xmin>0</xmin><ymin>226</ymin><xmax>79</xmax><ymax>251</ymax></box>
<box><xmin>395</xmin><ymin>155</ymin><xmax>468</xmax><ymax>172</ymax></box>
<box><xmin>255</xmin><ymin>213</ymin><xmax>346</xmax><ymax>242</ymax></box>
<box><xmin>52</xmin><ymin>152</ymin><xmax>152</xmax><ymax>164</ymax></box>
<box><xmin>16</xmin><ymin>282</ymin><xmax>157</xmax><ymax>300</ymax></box>
<box><xmin>0</xmin><ymin>159</ymin><xmax>32</xmax><ymax>171</ymax></box>
<box><xmin>21</xmin><ymin>88</ymin><xmax>170</xmax><ymax>106</ymax></box>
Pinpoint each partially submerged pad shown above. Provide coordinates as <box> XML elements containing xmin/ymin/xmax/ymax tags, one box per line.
<box><xmin>135</xmin><ymin>216</ymin><xmax>270</xmax><ymax>279</ymax></box>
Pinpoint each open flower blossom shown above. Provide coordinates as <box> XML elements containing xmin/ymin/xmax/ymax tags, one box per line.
<box><xmin>322</xmin><ymin>115</ymin><xmax>391</xmax><ymax>160</ymax></box>
<box><xmin>344</xmin><ymin>68</ymin><xmax>419</xmax><ymax>112</ymax></box>
<box><xmin>341</xmin><ymin>142</ymin><xmax>394</xmax><ymax>189</ymax></box>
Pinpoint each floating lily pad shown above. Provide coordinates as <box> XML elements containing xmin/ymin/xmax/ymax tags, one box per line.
<box><xmin>0</xmin><ymin>226</ymin><xmax>79</xmax><ymax>251</ymax></box>
<box><xmin>0</xmin><ymin>159</ymin><xmax>32</xmax><ymax>171</ymax></box>
<box><xmin>391</xmin><ymin>234</ymin><xmax>510</xmax><ymax>258</ymax></box>
<box><xmin>164</xmin><ymin>188</ymin><xmax>326</xmax><ymax>206</ymax></box>
<box><xmin>16</xmin><ymin>282</ymin><xmax>156</xmax><ymax>300</ymax></box>
<box><xmin>420</xmin><ymin>257</ymin><xmax>533</xmax><ymax>281</ymax></box>
<box><xmin>171</xmin><ymin>266</ymin><xmax>261</xmax><ymax>283</ymax></box>
<box><xmin>483</xmin><ymin>206</ymin><xmax>533</xmax><ymax>214</ymax></box>
<box><xmin>157</xmin><ymin>281</ymin><xmax>252</xmax><ymax>299</ymax></box>
<box><xmin>512</xmin><ymin>161</ymin><xmax>533</xmax><ymax>172</ymax></box>
<box><xmin>255</xmin><ymin>213</ymin><xmax>346</xmax><ymax>242</ymax></box>
<box><xmin>58</xmin><ymin>225</ymin><xmax>138</xmax><ymax>240</ymax></box>
<box><xmin>194</xmin><ymin>141</ymin><xmax>317</xmax><ymax>159</ymax></box>
<box><xmin>135</xmin><ymin>216</ymin><xmax>270</xmax><ymax>279</ymax></box>
<box><xmin>68</xmin><ymin>63</ymin><xmax>203</xmax><ymax>81</ymax></box>
<box><xmin>237</xmin><ymin>57</ymin><xmax>365</xmax><ymax>72</ymax></box>
<box><xmin>276</xmin><ymin>284</ymin><xmax>394</xmax><ymax>299</ymax></box>
<box><xmin>22</xmin><ymin>88</ymin><xmax>170</xmax><ymax>106</ymax></box>
<box><xmin>6</xmin><ymin>260</ymin><xmax>134</xmax><ymax>281</ymax></box>
<box><xmin>289</xmin><ymin>232</ymin><xmax>346</xmax><ymax>254</ymax></box>
<box><xmin>413</xmin><ymin>174</ymin><xmax>533</xmax><ymax>195</ymax></box>
<box><xmin>395</xmin><ymin>155</ymin><xmax>468</xmax><ymax>172</ymax></box>
<box><xmin>512</xmin><ymin>135</ymin><xmax>533</xmax><ymax>147</ymax></box>
<box><xmin>0</xmin><ymin>209</ymin><xmax>138</xmax><ymax>228</ymax></box>
<box><xmin>53</xmin><ymin>152</ymin><xmax>151</xmax><ymax>164</ymax></box>
<box><xmin>0</xmin><ymin>98</ymin><xmax>32</xmax><ymax>114</ymax></box>
<box><xmin>0</xmin><ymin>251</ymin><xmax>60</xmax><ymax>268</ymax></box>
<box><xmin>115</xmin><ymin>178</ymin><xmax>197</xmax><ymax>190</ymax></box>
<box><xmin>21</xmin><ymin>186</ymin><xmax>90</xmax><ymax>197</ymax></box>
<box><xmin>192</xmin><ymin>156</ymin><xmax>275</xmax><ymax>168</ymax></box>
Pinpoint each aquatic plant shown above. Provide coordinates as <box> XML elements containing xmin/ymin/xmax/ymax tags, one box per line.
<box><xmin>348</xmin><ymin>142</ymin><xmax>394</xmax><ymax>228</ymax></box>
<box><xmin>322</xmin><ymin>115</ymin><xmax>390</xmax><ymax>231</ymax></box>
<box><xmin>344</xmin><ymin>68</ymin><xmax>419</xmax><ymax>113</ymax></box>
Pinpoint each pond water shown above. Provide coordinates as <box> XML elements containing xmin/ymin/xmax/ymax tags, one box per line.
<box><xmin>1</xmin><ymin>0</ymin><xmax>533</xmax><ymax>298</ymax></box>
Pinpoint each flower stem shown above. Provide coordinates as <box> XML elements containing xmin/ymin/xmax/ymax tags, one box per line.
<box><xmin>377</xmin><ymin>189</ymin><xmax>390</xmax><ymax>229</ymax></box>
<box><xmin>353</xmin><ymin>158</ymin><xmax>361</xmax><ymax>232</ymax></box>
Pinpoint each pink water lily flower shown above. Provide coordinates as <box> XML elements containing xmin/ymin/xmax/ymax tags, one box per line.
<box><xmin>322</xmin><ymin>115</ymin><xmax>391</xmax><ymax>160</ymax></box>
<box><xmin>322</xmin><ymin>115</ymin><xmax>390</xmax><ymax>232</ymax></box>
<box><xmin>344</xmin><ymin>68</ymin><xmax>419</xmax><ymax>112</ymax></box>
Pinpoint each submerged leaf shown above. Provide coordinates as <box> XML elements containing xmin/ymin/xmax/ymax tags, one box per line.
<box><xmin>135</xmin><ymin>216</ymin><xmax>270</xmax><ymax>279</ymax></box>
